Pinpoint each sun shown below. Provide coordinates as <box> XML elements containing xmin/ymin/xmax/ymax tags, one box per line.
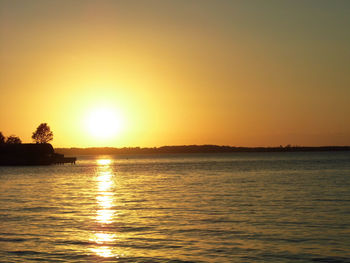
<box><xmin>85</xmin><ymin>107</ymin><xmax>123</xmax><ymax>140</ymax></box>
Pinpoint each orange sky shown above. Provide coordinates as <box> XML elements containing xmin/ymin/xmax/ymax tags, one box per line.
<box><xmin>1</xmin><ymin>1</ymin><xmax>349</xmax><ymax>147</ymax></box>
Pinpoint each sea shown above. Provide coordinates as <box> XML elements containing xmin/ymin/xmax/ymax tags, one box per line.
<box><xmin>0</xmin><ymin>152</ymin><xmax>349</xmax><ymax>263</ymax></box>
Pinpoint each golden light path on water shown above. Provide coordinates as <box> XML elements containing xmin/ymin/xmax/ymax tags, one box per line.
<box><xmin>89</xmin><ymin>158</ymin><xmax>120</xmax><ymax>258</ymax></box>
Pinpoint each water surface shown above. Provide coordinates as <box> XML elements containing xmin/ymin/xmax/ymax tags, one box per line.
<box><xmin>0</xmin><ymin>152</ymin><xmax>350</xmax><ymax>262</ymax></box>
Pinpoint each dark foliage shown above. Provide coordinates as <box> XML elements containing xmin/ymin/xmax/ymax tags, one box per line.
<box><xmin>0</xmin><ymin>132</ymin><xmax>5</xmax><ymax>144</ymax></box>
<box><xmin>32</xmin><ymin>123</ymin><xmax>53</xmax><ymax>144</ymax></box>
<box><xmin>6</xmin><ymin>135</ymin><xmax>22</xmax><ymax>144</ymax></box>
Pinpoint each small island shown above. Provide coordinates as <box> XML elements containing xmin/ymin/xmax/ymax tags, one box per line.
<box><xmin>0</xmin><ymin>123</ymin><xmax>76</xmax><ymax>166</ymax></box>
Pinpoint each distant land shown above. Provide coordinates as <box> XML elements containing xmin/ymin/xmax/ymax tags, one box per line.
<box><xmin>55</xmin><ymin>145</ymin><xmax>350</xmax><ymax>156</ymax></box>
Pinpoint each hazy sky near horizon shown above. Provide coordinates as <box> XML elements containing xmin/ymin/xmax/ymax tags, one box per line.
<box><xmin>1</xmin><ymin>0</ymin><xmax>350</xmax><ymax>147</ymax></box>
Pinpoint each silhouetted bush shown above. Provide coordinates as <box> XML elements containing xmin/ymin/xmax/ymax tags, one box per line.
<box><xmin>0</xmin><ymin>132</ymin><xmax>5</xmax><ymax>144</ymax></box>
<box><xmin>6</xmin><ymin>135</ymin><xmax>22</xmax><ymax>144</ymax></box>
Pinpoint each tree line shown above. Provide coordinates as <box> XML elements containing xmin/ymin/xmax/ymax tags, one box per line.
<box><xmin>0</xmin><ymin>123</ymin><xmax>53</xmax><ymax>145</ymax></box>
<box><xmin>55</xmin><ymin>144</ymin><xmax>350</xmax><ymax>155</ymax></box>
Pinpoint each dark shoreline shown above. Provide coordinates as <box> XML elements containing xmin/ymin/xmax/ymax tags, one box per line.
<box><xmin>55</xmin><ymin>145</ymin><xmax>350</xmax><ymax>156</ymax></box>
<box><xmin>0</xmin><ymin>143</ymin><xmax>76</xmax><ymax>165</ymax></box>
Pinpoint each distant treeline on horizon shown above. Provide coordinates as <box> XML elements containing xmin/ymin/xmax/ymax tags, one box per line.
<box><xmin>54</xmin><ymin>145</ymin><xmax>350</xmax><ymax>156</ymax></box>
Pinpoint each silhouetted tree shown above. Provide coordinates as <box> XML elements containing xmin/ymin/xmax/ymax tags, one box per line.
<box><xmin>0</xmin><ymin>132</ymin><xmax>5</xmax><ymax>144</ymax></box>
<box><xmin>6</xmin><ymin>135</ymin><xmax>22</xmax><ymax>144</ymax></box>
<box><xmin>32</xmin><ymin>123</ymin><xmax>53</xmax><ymax>144</ymax></box>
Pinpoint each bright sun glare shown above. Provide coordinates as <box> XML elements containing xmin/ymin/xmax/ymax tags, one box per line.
<box><xmin>86</xmin><ymin>107</ymin><xmax>123</xmax><ymax>140</ymax></box>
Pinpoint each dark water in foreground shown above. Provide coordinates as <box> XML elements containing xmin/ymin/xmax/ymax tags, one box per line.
<box><xmin>0</xmin><ymin>152</ymin><xmax>349</xmax><ymax>262</ymax></box>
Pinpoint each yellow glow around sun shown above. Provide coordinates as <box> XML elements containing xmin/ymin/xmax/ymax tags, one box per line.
<box><xmin>85</xmin><ymin>107</ymin><xmax>123</xmax><ymax>140</ymax></box>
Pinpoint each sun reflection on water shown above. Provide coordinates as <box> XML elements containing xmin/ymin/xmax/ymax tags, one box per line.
<box><xmin>97</xmin><ymin>174</ymin><xmax>113</xmax><ymax>192</ymax></box>
<box><xmin>97</xmin><ymin>159</ymin><xmax>112</xmax><ymax>166</ymax></box>
<box><xmin>90</xmin><ymin>158</ymin><xmax>118</xmax><ymax>258</ymax></box>
<box><xmin>91</xmin><ymin>246</ymin><xmax>118</xmax><ymax>258</ymax></box>
<box><xmin>96</xmin><ymin>209</ymin><xmax>115</xmax><ymax>224</ymax></box>
<box><xmin>96</xmin><ymin>195</ymin><xmax>113</xmax><ymax>209</ymax></box>
<box><xmin>91</xmin><ymin>232</ymin><xmax>117</xmax><ymax>244</ymax></box>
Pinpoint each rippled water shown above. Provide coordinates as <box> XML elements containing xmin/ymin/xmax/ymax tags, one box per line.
<box><xmin>0</xmin><ymin>152</ymin><xmax>350</xmax><ymax>262</ymax></box>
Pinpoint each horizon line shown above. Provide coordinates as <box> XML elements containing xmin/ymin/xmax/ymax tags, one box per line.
<box><xmin>53</xmin><ymin>144</ymin><xmax>350</xmax><ymax>149</ymax></box>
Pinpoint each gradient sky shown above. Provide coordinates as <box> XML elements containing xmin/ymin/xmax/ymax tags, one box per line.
<box><xmin>1</xmin><ymin>0</ymin><xmax>349</xmax><ymax>147</ymax></box>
